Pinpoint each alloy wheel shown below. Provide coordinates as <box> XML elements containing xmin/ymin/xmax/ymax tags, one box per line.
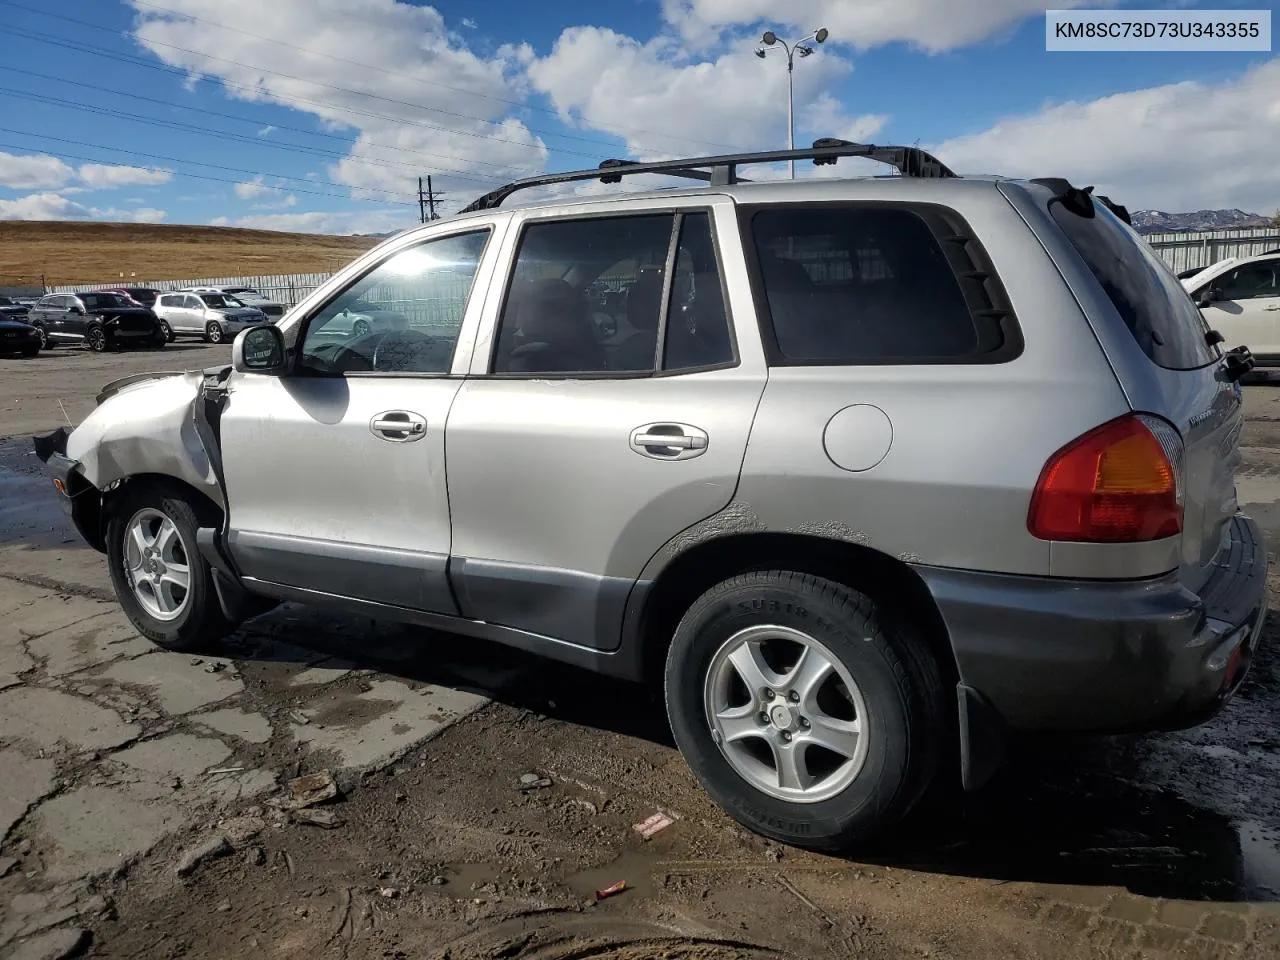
<box><xmin>704</xmin><ymin>624</ymin><xmax>870</xmax><ymax>804</ymax></box>
<box><xmin>122</xmin><ymin>508</ymin><xmax>191</xmax><ymax>622</ymax></box>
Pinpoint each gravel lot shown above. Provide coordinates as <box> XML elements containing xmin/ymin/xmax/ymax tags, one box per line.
<box><xmin>0</xmin><ymin>343</ymin><xmax>1277</xmax><ymax>960</ymax></box>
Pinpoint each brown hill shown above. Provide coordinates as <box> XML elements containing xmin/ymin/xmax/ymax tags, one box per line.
<box><xmin>0</xmin><ymin>220</ymin><xmax>383</xmax><ymax>285</ymax></box>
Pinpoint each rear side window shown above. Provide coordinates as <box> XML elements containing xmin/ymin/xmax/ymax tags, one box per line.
<box><xmin>743</xmin><ymin>203</ymin><xmax>1019</xmax><ymax>365</ymax></box>
<box><xmin>1050</xmin><ymin>201</ymin><xmax>1218</xmax><ymax>370</ymax></box>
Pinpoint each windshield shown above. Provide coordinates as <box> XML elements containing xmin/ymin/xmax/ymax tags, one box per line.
<box><xmin>224</xmin><ymin>288</ymin><xmax>259</xmax><ymax>297</ymax></box>
<box><xmin>202</xmin><ymin>294</ymin><xmax>245</xmax><ymax>309</ymax></box>
<box><xmin>1050</xmin><ymin>200</ymin><xmax>1219</xmax><ymax>370</ymax></box>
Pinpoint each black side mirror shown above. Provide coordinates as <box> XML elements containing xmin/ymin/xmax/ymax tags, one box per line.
<box><xmin>70</xmin><ymin>305</ymin><xmax>84</xmax><ymax>315</ymax></box>
<box><xmin>1197</xmin><ymin>288</ymin><xmax>1223</xmax><ymax>308</ymax></box>
<box><xmin>232</xmin><ymin>324</ymin><xmax>286</xmax><ymax>374</ymax></box>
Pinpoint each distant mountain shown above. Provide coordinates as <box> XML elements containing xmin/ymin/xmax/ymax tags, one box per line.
<box><xmin>1131</xmin><ymin>209</ymin><xmax>1273</xmax><ymax>235</ymax></box>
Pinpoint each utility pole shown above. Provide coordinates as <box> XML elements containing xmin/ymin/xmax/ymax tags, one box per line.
<box><xmin>418</xmin><ymin>176</ymin><xmax>445</xmax><ymax>222</ymax></box>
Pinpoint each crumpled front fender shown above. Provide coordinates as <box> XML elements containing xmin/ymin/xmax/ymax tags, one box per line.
<box><xmin>64</xmin><ymin>369</ymin><xmax>223</xmax><ymax>507</ymax></box>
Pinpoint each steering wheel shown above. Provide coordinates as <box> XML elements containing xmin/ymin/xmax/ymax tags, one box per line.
<box><xmin>372</xmin><ymin>328</ymin><xmax>443</xmax><ymax>373</ymax></box>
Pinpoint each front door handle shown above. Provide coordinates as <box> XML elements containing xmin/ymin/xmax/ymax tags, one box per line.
<box><xmin>1265</xmin><ymin>304</ymin><xmax>1280</xmax><ymax>312</ymax></box>
<box><xmin>630</xmin><ymin>423</ymin><xmax>709</xmax><ymax>461</ymax></box>
<box><xmin>370</xmin><ymin>411</ymin><xmax>427</xmax><ymax>442</ymax></box>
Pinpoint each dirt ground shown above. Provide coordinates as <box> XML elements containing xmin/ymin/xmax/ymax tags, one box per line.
<box><xmin>0</xmin><ymin>220</ymin><xmax>379</xmax><ymax>286</ymax></box>
<box><xmin>1</xmin><ymin>343</ymin><xmax>1278</xmax><ymax>960</ymax></box>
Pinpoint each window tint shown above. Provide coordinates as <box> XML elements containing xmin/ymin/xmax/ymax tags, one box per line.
<box><xmin>299</xmin><ymin>229</ymin><xmax>489</xmax><ymax>376</ymax></box>
<box><xmin>1051</xmin><ymin>201</ymin><xmax>1218</xmax><ymax>370</ymax></box>
<box><xmin>1208</xmin><ymin>259</ymin><xmax>1280</xmax><ymax>301</ymax></box>
<box><xmin>664</xmin><ymin>213</ymin><xmax>733</xmax><ymax>371</ymax></box>
<box><xmin>494</xmin><ymin>214</ymin><xmax>673</xmax><ymax>375</ymax></box>
<box><xmin>747</xmin><ymin>205</ymin><xmax>1002</xmax><ymax>364</ymax></box>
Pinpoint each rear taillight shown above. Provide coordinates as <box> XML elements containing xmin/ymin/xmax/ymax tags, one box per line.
<box><xmin>1028</xmin><ymin>414</ymin><xmax>1184</xmax><ymax>543</ymax></box>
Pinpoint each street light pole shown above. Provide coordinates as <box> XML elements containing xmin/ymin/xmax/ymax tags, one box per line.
<box><xmin>756</xmin><ymin>27</ymin><xmax>830</xmax><ymax>180</ymax></box>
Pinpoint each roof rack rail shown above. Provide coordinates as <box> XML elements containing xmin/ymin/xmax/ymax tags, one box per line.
<box><xmin>458</xmin><ymin>138</ymin><xmax>956</xmax><ymax>214</ymax></box>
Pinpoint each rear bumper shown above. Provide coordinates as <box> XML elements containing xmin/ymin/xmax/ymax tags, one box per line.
<box><xmin>915</xmin><ymin>513</ymin><xmax>1268</xmax><ymax>734</ymax></box>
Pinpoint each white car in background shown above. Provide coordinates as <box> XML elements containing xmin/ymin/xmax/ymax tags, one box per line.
<box><xmin>179</xmin><ymin>285</ymin><xmax>287</xmax><ymax>322</ymax></box>
<box><xmin>1183</xmin><ymin>252</ymin><xmax>1280</xmax><ymax>365</ymax></box>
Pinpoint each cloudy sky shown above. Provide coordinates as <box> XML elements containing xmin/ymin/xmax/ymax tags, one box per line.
<box><xmin>0</xmin><ymin>0</ymin><xmax>1275</xmax><ymax>233</ymax></box>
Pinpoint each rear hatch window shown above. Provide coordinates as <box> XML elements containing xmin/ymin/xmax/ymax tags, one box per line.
<box><xmin>1049</xmin><ymin>201</ymin><xmax>1219</xmax><ymax>370</ymax></box>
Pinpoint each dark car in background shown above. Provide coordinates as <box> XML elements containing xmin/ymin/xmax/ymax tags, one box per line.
<box><xmin>0</xmin><ymin>318</ymin><xmax>41</xmax><ymax>357</ymax></box>
<box><xmin>26</xmin><ymin>291</ymin><xmax>166</xmax><ymax>352</ymax></box>
<box><xmin>0</xmin><ymin>295</ymin><xmax>31</xmax><ymax>320</ymax></box>
<box><xmin>100</xmin><ymin>287</ymin><xmax>163</xmax><ymax>308</ymax></box>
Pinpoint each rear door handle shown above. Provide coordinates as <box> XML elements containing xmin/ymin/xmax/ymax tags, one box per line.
<box><xmin>630</xmin><ymin>423</ymin><xmax>709</xmax><ymax>461</ymax></box>
<box><xmin>370</xmin><ymin>411</ymin><xmax>427</xmax><ymax>442</ymax></box>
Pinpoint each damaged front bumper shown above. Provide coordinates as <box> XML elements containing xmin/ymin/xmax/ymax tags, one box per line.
<box><xmin>32</xmin><ymin>426</ymin><xmax>106</xmax><ymax>552</ymax></box>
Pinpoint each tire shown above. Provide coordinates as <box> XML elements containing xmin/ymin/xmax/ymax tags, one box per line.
<box><xmin>664</xmin><ymin>571</ymin><xmax>946</xmax><ymax>852</ymax></box>
<box><xmin>36</xmin><ymin>325</ymin><xmax>51</xmax><ymax>349</ymax></box>
<box><xmin>86</xmin><ymin>325</ymin><xmax>107</xmax><ymax>352</ymax></box>
<box><xmin>105</xmin><ymin>480</ymin><xmax>234</xmax><ymax>652</ymax></box>
<box><xmin>352</xmin><ymin>318</ymin><xmax>371</xmax><ymax>338</ymax></box>
<box><xmin>205</xmin><ymin>321</ymin><xmax>224</xmax><ymax>344</ymax></box>
<box><xmin>158</xmin><ymin>319</ymin><xmax>174</xmax><ymax>342</ymax></box>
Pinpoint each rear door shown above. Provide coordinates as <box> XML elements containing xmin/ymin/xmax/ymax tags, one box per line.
<box><xmin>1043</xmin><ymin>196</ymin><xmax>1239</xmax><ymax>581</ymax></box>
<box><xmin>445</xmin><ymin>198</ymin><xmax>767</xmax><ymax>651</ymax></box>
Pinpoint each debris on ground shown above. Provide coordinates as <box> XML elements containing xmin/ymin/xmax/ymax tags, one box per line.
<box><xmin>291</xmin><ymin>808</ymin><xmax>342</xmax><ymax>829</ymax></box>
<box><xmin>632</xmin><ymin>811</ymin><xmax>676</xmax><ymax>840</ymax></box>
<box><xmin>518</xmin><ymin>773</ymin><xmax>553</xmax><ymax>791</ymax></box>
<box><xmin>245</xmin><ymin>846</ymin><xmax>266</xmax><ymax>867</ymax></box>
<box><xmin>288</xmin><ymin>709</ymin><xmax>312</xmax><ymax>726</ymax></box>
<box><xmin>219</xmin><ymin>815</ymin><xmax>266</xmax><ymax>846</ymax></box>
<box><xmin>284</xmin><ymin>770</ymin><xmax>340</xmax><ymax>809</ymax></box>
<box><xmin>595</xmin><ymin>880</ymin><xmax>626</xmax><ymax>901</ymax></box>
<box><xmin>215</xmin><ymin>901</ymin><xmax>231</xmax><ymax>913</ymax></box>
<box><xmin>379</xmin><ymin>887</ymin><xmax>400</xmax><ymax>899</ymax></box>
<box><xmin>175</xmin><ymin>833</ymin><xmax>232</xmax><ymax>877</ymax></box>
<box><xmin>207</xmin><ymin>766</ymin><xmax>245</xmax><ymax>777</ymax></box>
<box><xmin>8</xmin><ymin>925</ymin><xmax>90</xmax><ymax>960</ymax></box>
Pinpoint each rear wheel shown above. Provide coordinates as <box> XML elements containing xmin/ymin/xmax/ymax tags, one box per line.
<box><xmin>86</xmin><ymin>325</ymin><xmax>106</xmax><ymax>352</ymax></box>
<box><xmin>205</xmin><ymin>321</ymin><xmax>224</xmax><ymax>344</ymax></box>
<box><xmin>352</xmin><ymin>318</ymin><xmax>371</xmax><ymax>337</ymax></box>
<box><xmin>36</xmin><ymin>325</ymin><xmax>51</xmax><ymax>349</ymax></box>
<box><xmin>664</xmin><ymin>570</ymin><xmax>946</xmax><ymax>852</ymax></box>
<box><xmin>105</xmin><ymin>481</ymin><xmax>234</xmax><ymax>652</ymax></box>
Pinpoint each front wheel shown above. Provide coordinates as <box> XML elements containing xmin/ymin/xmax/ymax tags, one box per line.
<box><xmin>205</xmin><ymin>321</ymin><xmax>224</xmax><ymax>344</ymax></box>
<box><xmin>105</xmin><ymin>482</ymin><xmax>234</xmax><ymax>652</ymax></box>
<box><xmin>664</xmin><ymin>571</ymin><xmax>946</xmax><ymax>852</ymax></box>
<box><xmin>86</xmin><ymin>326</ymin><xmax>107</xmax><ymax>352</ymax></box>
<box><xmin>36</xmin><ymin>325</ymin><xmax>51</xmax><ymax>349</ymax></box>
<box><xmin>158</xmin><ymin>319</ymin><xmax>174</xmax><ymax>342</ymax></box>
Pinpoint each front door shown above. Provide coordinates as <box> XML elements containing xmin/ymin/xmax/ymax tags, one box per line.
<box><xmin>218</xmin><ymin>223</ymin><xmax>500</xmax><ymax>613</ymax></box>
<box><xmin>446</xmin><ymin>202</ymin><xmax>767</xmax><ymax>651</ymax></box>
<box><xmin>62</xmin><ymin>296</ymin><xmax>88</xmax><ymax>339</ymax></box>
<box><xmin>1199</xmin><ymin>257</ymin><xmax>1280</xmax><ymax>358</ymax></box>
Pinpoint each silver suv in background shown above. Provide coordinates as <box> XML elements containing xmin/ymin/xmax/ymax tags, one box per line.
<box><xmin>180</xmin><ymin>285</ymin><xmax>287</xmax><ymax>322</ymax></box>
<box><xmin>153</xmin><ymin>291</ymin><xmax>268</xmax><ymax>343</ymax></box>
<box><xmin>35</xmin><ymin>142</ymin><xmax>1267</xmax><ymax>852</ymax></box>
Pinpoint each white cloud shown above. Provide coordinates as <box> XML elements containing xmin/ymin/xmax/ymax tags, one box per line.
<box><xmin>935</xmin><ymin>57</ymin><xmax>1280</xmax><ymax>213</ymax></box>
<box><xmin>661</xmin><ymin>0</ymin><xmax>1094</xmax><ymax>53</ymax></box>
<box><xmin>527</xmin><ymin>27</ymin><xmax>867</xmax><ymax>162</ymax></box>
<box><xmin>0</xmin><ymin>193</ymin><xmax>166</xmax><ymax>222</ymax></box>
<box><xmin>77</xmin><ymin>164</ymin><xmax>173</xmax><ymax>188</ymax></box>
<box><xmin>0</xmin><ymin>152</ymin><xmax>76</xmax><ymax>190</ymax></box>
<box><xmin>129</xmin><ymin>0</ymin><xmax>549</xmax><ymax>202</ymax></box>
<box><xmin>0</xmin><ymin>192</ymin><xmax>91</xmax><ymax>220</ymax></box>
<box><xmin>257</xmin><ymin>125</ymin><xmax>275</xmax><ymax>137</ymax></box>
<box><xmin>461</xmin><ymin>17</ymin><xmax>477</xmax><ymax>29</ymax></box>
<box><xmin>233</xmin><ymin>176</ymin><xmax>274</xmax><ymax>199</ymax></box>
<box><xmin>210</xmin><ymin>209</ymin><xmax>414</xmax><ymax>235</ymax></box>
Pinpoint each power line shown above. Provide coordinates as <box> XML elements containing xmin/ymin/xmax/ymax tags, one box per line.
<box><xmin>0</xmin><ymin>137</ymin><xmax>420</xmax><ymax>206</ymax></box>
<box><xmin>0</xmin><ymin>64</ymin><xmax>543</xmax><ymax>175</ymax></box>
<box><xmin>0</xmin><ymin>125</ymin><xmax>420</xmax><ymax>202</ymax></box>
<box><xmin>0</xmin><ymin>3</ymin><xmax>644</xmax><ymax>157</ymax></box>
<box><xmin>125</xmin><ymin>0</ymin><xmax>741</xmax><ymax>153</ymax></box>
<box><xmin>0</xmin><ymin>23</ymin><xmax>602</xmax><ymax>162</ymax></box>
<box><xmin>0</xmin><ymin>86</ymin><xmax>503</xmax><ymax>188</ymax></box>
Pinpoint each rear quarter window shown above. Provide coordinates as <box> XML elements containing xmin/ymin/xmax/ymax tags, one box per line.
<box><xmin>741</xmin><ymin>202</ymin><xmax>1021</xmax><ymax>365</ymax></box>
<box><xmin>1049</xmin><ymin>201</ymin><xmax>1219</xmax><ymax>370</ymax></box>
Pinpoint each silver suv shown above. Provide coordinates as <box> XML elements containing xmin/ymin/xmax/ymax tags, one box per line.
<box><xmin>34</xmin><ymin>142</ymin><xmax>1268</xmax><ymax>851</ymax></box>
